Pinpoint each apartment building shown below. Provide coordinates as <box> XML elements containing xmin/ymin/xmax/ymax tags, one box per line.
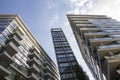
<box><xmin>67</xmin><ymin>14</ymin><xmax>120</xmax><ymax>80</ymax></box>
<box><xmin>0</xmin><ymin>14</ymin><xmax>59</xmax><ymax>80</ymax></box>
<box><xmin>51</xmin><ymin>28</ymin><xmax>89</xmax><ymax>80</ymax></box>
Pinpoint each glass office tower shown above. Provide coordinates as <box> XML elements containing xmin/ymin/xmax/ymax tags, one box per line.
<box><xmin>51</xmin><ymin>28</ymin><xmax>89</xmax><ymax>80</ymax></box>
<box><xmin>0</xmin><ymin>14</ymin><xmax>59</xmax><ymax>80</ymax></box>
<box><xmin>67</xmin><ymin>14</ymin><xmax>120</xmax><ymax>80</ymax></box>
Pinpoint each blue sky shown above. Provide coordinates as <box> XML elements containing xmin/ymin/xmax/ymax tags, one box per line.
<box><xmin>1</xmin><ymin>0</ymin><xmax>120</xmax><ymax>80</ymax></box>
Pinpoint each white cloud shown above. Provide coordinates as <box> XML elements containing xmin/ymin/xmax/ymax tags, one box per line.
<box><xmin>48</xmin><ymin>15</ymin><xmax>59</xmax><ymax>27</ymax></box>
<box><xmin>87</xmin><ymin>0</ymin><xmax>120</xmax><ymax>21</ymax></box>
<box><xmin>70</xmin><ymin>0</ymin><xmax>79</xmax><ymax>4</ymax></box>
<box><xmin>47</xmin><ymin>0</ymin><xmax>55</xmax><ymax>10</ymax></box>
<box><xmin>68</xmin><ymin>0</ymin><xmax>95</xmax><ymax>14</ymax></box>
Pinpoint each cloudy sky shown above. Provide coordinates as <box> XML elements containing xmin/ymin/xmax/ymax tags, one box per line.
<box><xmin>0</xmin><ymin>0</ymin><xmax>120</xmax><ymax>80</ymax></box>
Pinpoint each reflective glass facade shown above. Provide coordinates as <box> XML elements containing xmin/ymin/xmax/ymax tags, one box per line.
<box><xmin>51</xmin><ymin>28</ymin><xmax>89</xmax><ymax>80</ymax></box>
<box><xmin>67</xmin><ymin>14</ymin><xmax>120</xmax><ymax>80</ymax></box>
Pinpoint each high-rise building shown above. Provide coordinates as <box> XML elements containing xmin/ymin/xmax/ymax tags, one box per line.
<box><xmin>67</xmin><ymin>14</ymin><xmax>120</xmax><ymax>80</ymax></box>
<box><xmin>0</xmin><ymin>14</ymin><xmax>59</xmax><ymax>80</ymax></box>
<box><xmin>51</xmin><ymin>28</ymin><xmax>89</xmax><ymax>80</ymax></box>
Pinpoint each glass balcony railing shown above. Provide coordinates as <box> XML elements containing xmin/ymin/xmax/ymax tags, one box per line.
<box><xmin>109</xmin><ymin>35</ymin><xmax>120</xmax><ymax>38</ymax></box>
<box><xmin>85</xmin><ymin>31</ymin><xmax>120</xmax><ymax>36</ymax></box>
<box><xmin>99</xmin><ymin>44</ymin><xmax>120</xmax><ymax>49</ymax></box>
<box><xmin>80</xmin><ymin>28</ymin><xmax>99</xmax><ymax>30</ymax></box>
<box><xmin>85</xmin><ymin>32</ymin><xmax>105</xmax><ymax>35</ymax></box>
<box><xmin>105</xmin><ymin>53</ymin><xmax>120</xmax><ymax>60</ymax></box>
<box><xmin>80</xmin><ymin>28</ymin><xmax>120</xmax><ymax>31</ymax></box>
<box><xmin>76</xmin><ymin>24</ymin><xmax>95</xmax><ymax>27</ymax></box>
<box><xmin>90</xmin><ymin>38</ymin><xmax>112</xmax><ymax>41</ymax></box>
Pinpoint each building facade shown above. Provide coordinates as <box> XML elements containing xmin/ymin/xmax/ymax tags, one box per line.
<box><xmin>0</xmin><ymin>14</ymin><xmax>59</xmax><ymax>80</ymax></box>
<box><xmin>67</xmin><ymin>14</ymin><xmax>120</xmax><ymax>80</ymax></box>
<box><xmin>51</xmin><ymin>28</ymin><xmax>89</xmax><ymax>80</ymax></box>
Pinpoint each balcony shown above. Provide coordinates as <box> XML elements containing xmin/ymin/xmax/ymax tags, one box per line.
<box><xmin>80</xmin><ymin>28</ymin><xmax>99</xmax><ymax>33</ymax></box>
<box><xmin>10</xmin><ymin>63</ymin><xmax>28</xmax><ymax>78</ymax></box>
<box><xmin>80</xmin><ymin>28</ymin><xmax>120</xmax><ymax>33</ymax></box>
<box><xmin>10</xmin><ymin>34</ymin><xmax>20</xmax><ymax>47</ymax></box>
<box><xmin>68</xmin><ymin>15</ymin><xmax>107</xmax><ymax>18</ymax></box>
<box><xmin>44</xmin><ymin>66</ymin><xmax>58</xmax><ymax>78</ymax></box>
<box><xmin>44</xmin><ymin>73</ymin><xmax>55</xmax><ymax>79</ymax></box>
<box><xmin>29</xmin><ymin>64</ymin><xmax>39</xmax><ymax>73</ymax></box>
<box><xmin>73</xmin><ymin>21</ymin><xmax>91</xmax><ymax>24</ymax></box>
<box><xmin>76</xmin><ymin>24</ymin><xmax>95</xmax><ymax>28</ymax></box>
<box><xmin>5</xmin><ymin>41</ymin><xmax>18</xmax><ymax>56</ymax></box>
<box><xmin>13</xmin><ymin>31</ymin><xmax>22</xmax><ymax>40</ymax></box>
<box><xmin>0</xmin><ymin>64</ymin><xmax>10</xmax><ymax>77</ymax></box>
<box><xmin>84</xmin><ymin>32</ymin><xmax>120</xmax><ymax>39</ymax></box>
<box><xmin>0</xmin><ymin>51</ymin><xmax>13</xmax><ymax>64</ymax></box>
<box><xmin>90</xmin><ymin>38</ymin><xmax>120</xmax><ymax>49</ymax></box>
<box><xmin>104</xmin><ymin>56</ymin><xmax>120</xmax><ymax>80</ymax></box>
<box><xmin>29</xmin><ymin>49</ymin><xmax>40</xmax><ymax>59</ymax></box>
<box><xmin>27</xmin><ymin>57</ymin><xmax>39</xmax><ymax>66</ymax></box>
<box><xmin>44</xmin><ymin>65</ymin><xmax>52</xmax><ymax>73</ymax></box>
<box><xmin>28</xmin><ymin>73</ymin><xmax>39</xmax><ymax>80</ymax></box>
<box><xmin>98</xmin><ymin>44</ymin><xmax>120</xmax><ymax>59</ymax></box>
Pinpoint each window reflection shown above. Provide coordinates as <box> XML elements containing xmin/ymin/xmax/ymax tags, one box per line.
<box><xmin>0</xmin><ymin>34</ymin><xmax>7</xmax><ymax>45</ymax></box>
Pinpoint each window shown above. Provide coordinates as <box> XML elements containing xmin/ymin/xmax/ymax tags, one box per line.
<box><xmin>68</xmin><ymin>57</ymin><xmax>75</xmax><ymax>61</ymax></box>
<box><xmin>2</xmin><ymin>28</ymin><xmax>11</xmax><ymax>38</ymax></box>
<box><xmin>10</xmin><ymin>20</ymin><xmax>17</xmax><ymax>29</ymax></box>
<box><xmin>59</xmin><ymin>63</ymin><xmax>69</xmax><ymax>67</ymax></box>
<box><xmin>58</xmin><ymin>58</ymin><xmax>67</xmax><ymax>62</ymax></box>
<box><xmin>0</xmin><ymin>34</ymin><xmax>7</xmax><ymax>44</ymax></box>
<box><xmin>66</xmin><ymin>54</ymin><xmax>73</xmax><ymax>57</ymax></box>
<box><xmin>61</xmin><ymin>73</ymin><xmax>74</xmax><ymax>79</ymax></box>
<box><xmin>70</xmin><ymin>62</ymin><xmax>77</xmax><ymax>66</ymax></box>
<box><xmin>56</xmin><ymin>48</ymin><xmax>64</xmax><ymax>51</ymax></box>
<box><xmin>7</xmin><ymin>25</ymin><xmax>14</xmax><ymax>33</ymax></box>
<box><xmin>56</xmin><ymin>51</ymin><xmax>64</xmax><ymax>54</ymax></box>
<box><xmin>66</xmin><ymin>50</ymin><xmax>72</xmax><ymax>53</ymax></box>
<box><xmin>57</xmin><ymin>54</ymin><xmax>66</xmax><ymax>58</ymax></box>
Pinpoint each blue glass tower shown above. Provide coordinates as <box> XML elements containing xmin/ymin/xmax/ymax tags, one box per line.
<box><xmin>51</xmin><ymin>28</ymin><xmax>89</xmax><ymax>80</ymax></box>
